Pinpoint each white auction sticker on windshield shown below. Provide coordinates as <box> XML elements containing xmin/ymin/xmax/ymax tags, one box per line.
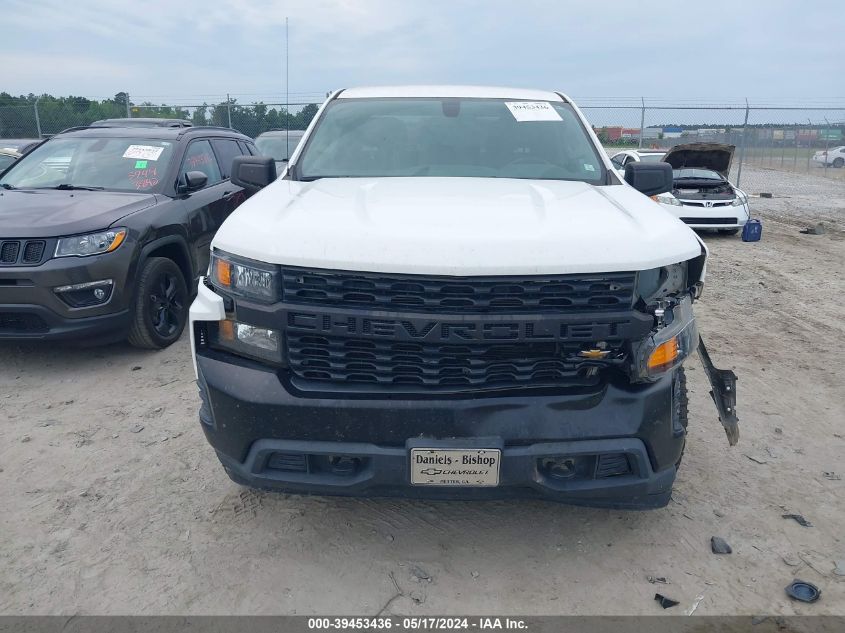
<box><xmin>505</xmin><ymin>101</ymin><xmax>562</xmax><ymax>122</ymax></box>
<box><xmin>123</xmin><ymin>145</ymin><xmax>165</xmax><ymax>161</ymax></box>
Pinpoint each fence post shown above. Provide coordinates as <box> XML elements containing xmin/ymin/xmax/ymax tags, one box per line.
<box><xmin>823</xmin><ymin>117</ymin><xmax>831</xmax><ymax>178</ymax></box>
<box><xmin>226</xmin><ymin>94</ymin><xmax>233</xmax><ymax>129</ymax></box>
<box><xmin>34</xmin><ymin>97</ymin><xmax>42</xmax><ymax>138</ymax></box>
<box><xmin>806</xmin><ymin>119</ymin><xmax>812</xmax><ymax>173</ymax></box>
<box><xmin>735</xmin><ymin>99</ymin><xmax>750</xmax><ymax>188</ymax></box>
<box><xmin>126</xmin><ymin>93</ymin><xmax>131</xmax><ymax>118</ymax></box>
<box><xmin>638</xmin><ymin>97</ymin><xmax>645</xmax><ymax>149</ymax></box>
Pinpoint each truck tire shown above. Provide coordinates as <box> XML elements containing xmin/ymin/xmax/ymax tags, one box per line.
<box><xmin>127</xmin><ymin>257</ymin><xmax>188</xmax><ymax>349</ymax></box>
<box><xmin>673</xmin><ymin>367</ymin><xmax>689</xmax><ymax>470</ymax></box>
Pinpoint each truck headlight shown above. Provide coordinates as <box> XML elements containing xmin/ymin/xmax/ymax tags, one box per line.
<box><xmin>636</xmin><ymin>262</ymin><xmax>687</xmax><ymax>302</ymax></box>
<box><xmin>632</xmin><ymin>296</ymin><xmax>698</xmax><ymax>381</ymax></box>
<box><xmin>211</xmin><ymin>250</ymin><xmax>280</xmax><ymax>302</ymax></box>
<box><xmin>210</xmin><ymin>319</ymin><xmax>282</xmax><ymax>364</ymax></box>
<box><xmin>653</xmin><ymin>193</ymin><xmax>682</xmax><ymax>206</ymax></box>
<box><xmin>55</xmin><ymin>228</ymin><xmax>126</xmax><ymax>257</ymax></box>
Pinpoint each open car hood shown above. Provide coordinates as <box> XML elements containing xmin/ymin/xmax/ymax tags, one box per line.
<box><xmin>662</xmin><ymin>143</ymin><xmax>735</xmax><ymax>179</ymax></box>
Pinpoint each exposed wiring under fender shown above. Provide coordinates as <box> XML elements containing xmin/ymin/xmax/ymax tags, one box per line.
<box><xmin>697</xmin><ymin>336</ymin><xmax>739</xmax><ymax>445</ymax></box>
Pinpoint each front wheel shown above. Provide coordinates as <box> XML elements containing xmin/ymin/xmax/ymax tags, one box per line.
<box><xmin>127</xmin><ymin>257</ymin><xmax>188</xmax><ymax>349</ymax></box>
<box><xmin>719</xmin><ymin>227</ymin><xmax>740</xmax><ymax>235</ymax></box>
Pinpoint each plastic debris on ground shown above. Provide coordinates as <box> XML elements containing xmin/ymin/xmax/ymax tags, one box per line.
<box><xmin>785</xmin><ymin>580</ymin><xmax>821</xmax><ymax>603</ymax></box>
<box><xmin>654</xmin><ymin>593</ymin><xmax>680</xmax><ymax>609</ymax></box>
<box><xmin>782</xmin><ymin>514</ymin><xmax>813</xmax><ymax>527</ymax></box>
<box><xmin>711</xmin><ymin>536</ymin><xmax>733</xmax><ymax>554</ymax></box>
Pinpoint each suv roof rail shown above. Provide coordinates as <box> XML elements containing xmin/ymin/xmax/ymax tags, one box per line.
<box><xmin>91</xmin><ymin>118</ymin><xmax>193</xmax><ymax>128</ymax></box>
<box><xmin>181</xmin><ymin>125</ymin><xmax>246</xmax><ymax>136</ymax></box>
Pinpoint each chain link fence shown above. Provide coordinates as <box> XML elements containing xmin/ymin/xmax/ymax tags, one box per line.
<box><xmin>2</xmin><ymin>96</ymin><xmax>844</xmax><ymax>197</ymax></box>
<box><xmin>580</xmin><ymin>101</ymin><xmax>845</xmax><ymax>196</ymax></box>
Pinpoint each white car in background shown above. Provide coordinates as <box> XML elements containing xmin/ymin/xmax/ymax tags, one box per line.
<box><xmin>614</xmin><ymin>144</ymin><xmax>750</xmax><ymax>235</ymax></box>
<box><xmin>609</xmin><ymin>149</ymin><xmax>666</xmax><ymax>173</ymax></box>
<box><xmin>812</xmin><ymin>145</ymin><xmax>845</xmax><ymax>168</ymax></box>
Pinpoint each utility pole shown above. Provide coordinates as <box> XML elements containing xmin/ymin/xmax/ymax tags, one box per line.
<box><xmin>126</xmin><ymin>92</ymin><xmax>131</xmax><ymax>118</ymax></box>
<box><xmin>226</xmin><ymin>93</ymin><xmax>233</xmax><ymax>128</ymax></box>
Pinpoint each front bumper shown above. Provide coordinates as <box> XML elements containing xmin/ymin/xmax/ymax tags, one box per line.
<box><xmin>0</xmin><ymin>245</ymin><xmax>136</xmax><ymax>341</ymax></box>
<box><xmin>659</xmin><ymin>201</ymin><xmax>750</xmax><ymax>230</ymax></box>
<box><xmin>195</xmin><ymin>350</ymin><xmax>685</xmax><ymax>509</ymax></box>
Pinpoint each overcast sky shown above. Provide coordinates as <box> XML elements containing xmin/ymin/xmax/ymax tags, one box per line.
<box><xmin>3</xmin><ymin>0</ymin><xmax>844</xmax><ymax>106</ymax></box>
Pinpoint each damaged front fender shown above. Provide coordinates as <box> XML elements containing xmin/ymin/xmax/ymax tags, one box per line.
<box><xmin>697</xmin><ymin>337</ymin><xmax>739</xmax><ymax>445</ymax></box>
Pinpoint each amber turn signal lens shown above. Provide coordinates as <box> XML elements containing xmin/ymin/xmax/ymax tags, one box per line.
<box><xmin>648</xmin><ymin>337</ymin><xmax>679</xmax><ymax>371</ymax></box>
<box><xmin>106</xmin><ymin>230</ymin><xmax>127</xmax><ymax>252</ymax></box>
<box><xmin>218</xmin><ymin>319</ymin><xmax>235</xmax><ymax>341</ymax></box>
<box><xmin>214</xmin><ymin>258</ymin><xmax>233</xmax><ymax>287</ymax></box>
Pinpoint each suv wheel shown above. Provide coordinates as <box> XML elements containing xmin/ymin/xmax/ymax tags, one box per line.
<box><xmin>127</xmin><ymin>257</ymin><xmax>188</xmax><ymax>349</ymax></box>
<box><xmin>833</xmin><ymin>157</ymin><xmax>844</xmax><ymax>168</ymax></box>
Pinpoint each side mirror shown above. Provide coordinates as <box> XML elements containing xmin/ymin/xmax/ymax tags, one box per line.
<box><xmin>624</xmin><ymin>162</ymin><xmax>673</xmax><ymax>196</ymax></box>
<box><xmin>231</xmin><ymin>156</ymin><xmax>277</xmax><ymax>193</ymax></box>
<box><xmin>183</xmin><ymin>171</ymin><xmax>208</xmax><ymax>192</ymax></box>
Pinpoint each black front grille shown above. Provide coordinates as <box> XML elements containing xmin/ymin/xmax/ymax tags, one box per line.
<box><xmin>0</xmin><ymin>241</ymin><xmax>20</xmax><ymax>263</ymax></box>
<box><xmin>22</xmin><ymin>240</ymin><xmax>45</xmax><ymax>263</ymax></box>
<box><xmin>282</xmin><ymin>268</ymin><xmax>635</xmax><ymax>314</ymax></box>
<box><xmin>680</xmin><ymin>217</ymin><xmax>737</xmax><ymax>225</ymax></box>
<box><xmin>287</xmin><ymin>332</ymin><xmax>601</xmax><ymax>390</ymax></box>
<box><xmin>0</xmin><ymin>239</ymin><xmax>49</xmax><ymax>265</ymax></box>
<box><xmin>0</xmin><ymin>312</ymin><xmax>49</xmax><ymax>333</ymax></box>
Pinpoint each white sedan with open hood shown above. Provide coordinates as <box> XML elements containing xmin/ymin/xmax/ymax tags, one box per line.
<box><xmin>652</xmin><ymin>143</ymin><xmax>750</xmax><ymax>234</ymax></box>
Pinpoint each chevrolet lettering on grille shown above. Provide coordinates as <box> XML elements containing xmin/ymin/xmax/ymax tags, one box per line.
<box><xmin>285</xmin><ymin>310</ymin><xmax>643</xmax><ymax>343</ymax></box>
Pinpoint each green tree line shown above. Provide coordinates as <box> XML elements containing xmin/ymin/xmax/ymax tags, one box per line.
<box><xmin>0</xmin><ymin>92</ymin><xmax>319</xmax><ymax>139</ymax></box>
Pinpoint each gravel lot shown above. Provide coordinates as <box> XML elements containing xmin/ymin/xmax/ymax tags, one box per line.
<box><xmin>1</xmin><ymin>165</ymin><xmax>844</xmax><ymax>615</ymax></box>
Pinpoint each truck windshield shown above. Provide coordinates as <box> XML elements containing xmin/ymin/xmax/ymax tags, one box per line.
<box><xmin>297</xmin><ymin>98</ymin><xmax>605</xmax><ymax>183</ymax></box>
<box><xmin>0</xmin><ymin>136</ymin><xmax>176</xmax><ymax>193</ymax></box>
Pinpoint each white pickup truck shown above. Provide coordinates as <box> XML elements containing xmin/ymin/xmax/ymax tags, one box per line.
<box><xmin>189</xmin><ymin>85</ymin><xmax>738</xmax><ymax>508</ymax></box>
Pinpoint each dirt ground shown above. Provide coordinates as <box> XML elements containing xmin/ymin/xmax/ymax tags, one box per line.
<box><xmin>1</xmin><ymin>185</ymin><xmax>844</xmax><ymax>616</ymax></box>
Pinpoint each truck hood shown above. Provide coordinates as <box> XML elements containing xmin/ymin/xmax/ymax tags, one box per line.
<box><xmin>662</xmin><ymin>143</ymin><xmax>735</xmax><ymax>179</ymax></box>
<box><xmin>0</xmin><ymin>189</ymin><xmax>158</xmax><ymax>237</ymax></box>
<box><xmin>213</xmin><ymin>177</ymin><xmax>703</xmax><ymax>276</ymax></box>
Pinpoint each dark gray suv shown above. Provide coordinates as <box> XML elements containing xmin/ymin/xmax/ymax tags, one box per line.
<box><xmin>0</xmin><ymin>124</ymin><xmax>257</xmax><ymax>348</ymax></box>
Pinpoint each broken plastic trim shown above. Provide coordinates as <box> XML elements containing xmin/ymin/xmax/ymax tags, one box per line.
<box><xmin>697</xmin><ymin>337</ymin><xmax>739</xmax><ymax>445</ymax></box>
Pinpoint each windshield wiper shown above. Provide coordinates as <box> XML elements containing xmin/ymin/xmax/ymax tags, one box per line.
<box><xmin>51</xmin><ymin>184</ymin><xmax>105</xmax><ymax>191</ymax></box>
<box><xmin>0</xmin><ymin>183</ymin><xmax>15</xmax><ymax>190</ymax></box>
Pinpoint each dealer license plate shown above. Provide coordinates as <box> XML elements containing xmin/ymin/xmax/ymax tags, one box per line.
<box><xmin>409</xmin><ymin>448</ymin><xmax>501</xmax><ymax>486</ymax></box>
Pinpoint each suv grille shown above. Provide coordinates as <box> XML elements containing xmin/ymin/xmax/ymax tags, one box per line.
<box><xmin>22</xmin><ymin>241</ymin><xmax>46</xmax><ymax>263</ymax></box>
<box><xmin>0</xmin><ymin>241</ymin><xmax>20</xmax><ymax>263</ymax></box>
<box><xmin>282</xmin><ymin>268</ymin><xmax>635</xmax><ymax>314</ymax></box>
<box><xmin>287</xmin><ymin>332</ymin><xmax>601</xmax><ymax>390</ymax></box>
<box><xmin>0</xmin><ymin>239</ymin><xmax>49</xmax><ymax>265</ymax></box>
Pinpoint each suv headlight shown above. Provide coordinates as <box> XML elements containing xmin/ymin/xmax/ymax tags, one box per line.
<box><xmin>731</xmin><ymin>192</ymin><xmax>748</xmax><ymax>207</ymax></box>
<box><xmin>55</xmin><ymin>228</ymin><xmax>126</xmax><ymax>257</ymax></box>
<box><xmin>653</xmin><ymin>193</ymin><xmax>682</xmax><ymax>207</ymax></box>
<box><xmin>210</xmin><ymin>250</ymin><xmax>281</xmax><ymax>302</ymax></box>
